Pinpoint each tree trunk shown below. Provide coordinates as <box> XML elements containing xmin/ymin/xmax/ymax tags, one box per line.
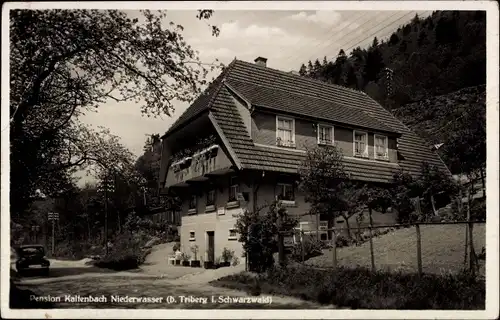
<box><xmin>369</xmin><ymin>207</ymin><xmax>374</xmax><ymax>226</ymax></box>
<box><xmin>117</xmin><ymin>211</ymin><xmax>121</xmax><ymax>234</ymax></box>
<box><xmin>316</xmin><ymin>211</ymin><xmax>320</xmax><ymax>240</ymax></box>
<box><xmin>480</xmin><ymin>167</ymin><xmax>486</xmax><ymax>199</ymax></box>
<box><xmin>343</xmin><ymin>213</ymin><xmax>352</xmax><ymax>240</ymax></box>
<box><xmin>87</xmin><ymin>215</ymin><xmax>91</xmax><ymax>241</ymax></box>
<box><xmin>430</xmin><ymin>194</ymin><xmax>438</xmax><ymax>216</ymax></box>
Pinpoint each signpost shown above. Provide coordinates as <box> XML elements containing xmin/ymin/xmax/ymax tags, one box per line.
<box><xmin>98</xmin><ymin>174</ymin><xmax>115</xmax><ymax>256</ymax></box>
<box><xmin>47</xmin><ymin>212</ymin><xmax>59</xmax><ymax>255</ymax></box>
<box><xmin>31</xmin><ymin>225</ymin><xmax>40</xmax><ymax>243</ymax></box>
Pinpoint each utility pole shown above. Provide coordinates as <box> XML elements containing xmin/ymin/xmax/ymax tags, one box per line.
<box><xmin>31</xmin><ymin>225</ymin><xmax>40</xmax><ymax>243</ymax></box>
<box><xmin>98</xmin><ymin>172</ymin><xmax>115</xmax><ymax>256</ymax></box>
<box><xmin>104</xmin><ymin>179</ymin><xmax>109</xmax><ymax>256</ymax></box>
<box><xmin>47</xmin><ymin>212</ymin><xmax>59</xmax><ymax>255</ymax></box>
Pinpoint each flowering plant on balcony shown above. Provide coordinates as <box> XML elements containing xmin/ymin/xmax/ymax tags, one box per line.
<box><xmin>276</xmin><ymin>137</ymin><xmax>296</xmax><ymax>148</ymax></box>
<box><xmin>171</xmin><ymin>134</ymin><xmax>217</xmax><ymax>164</ymax></box>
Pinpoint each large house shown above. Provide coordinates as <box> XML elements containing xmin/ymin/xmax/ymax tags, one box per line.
<box><xmin>158</xmin><ymin>57</ymin><xmax>449</xmax><ymax>264</ymax></box>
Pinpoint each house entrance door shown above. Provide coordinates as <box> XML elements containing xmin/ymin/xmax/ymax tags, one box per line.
<box><xmin>207</xmin><ymin>231</ymin><xmax>215</xmax><ymax>262</ymax></box>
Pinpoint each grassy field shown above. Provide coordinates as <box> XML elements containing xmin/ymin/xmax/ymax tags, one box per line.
<box><xmin>211</xmin><ymin>265</ymin><xmax>485</xmax><ymax>309</ymax></box>
<box><xmin>306</xmin><ymin>224</ymin><xmax>486</xmax><ymax>275</ymax></box>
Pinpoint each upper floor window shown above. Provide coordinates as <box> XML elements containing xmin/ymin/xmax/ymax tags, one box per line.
<box><xmin>353</xmin><ymin>130</ymin><xmax>368</xmax><ymax>158</ymax></box>
<box><xmin>228</xmin><ymin>176</ymin><xmax>240</xmax><ymax>202</ymax></box>
<box><xmin>207</xmin><ymin>189</ymin><xmax>216</xmax><ymax>206</ymax></box>
<box><xmin>276</xmin><ymin>183</ymin><xmax>294</xmax><ymax>201</ymax></box>
<box><xmin>317</xmin><ymin>124</ymin><xmax>334</xmax><ymax>145</ymax></box>
<box><xmin>374</xmin><ymin>134</ymin><xmax>389</xmax><ymax>160</ymax></box>
<box><xmin>189</xmin><ymin>195</ymin><xmax>197</xmax><ymax>210</ymax></box>
<box><xmin>276</xmin><ymin>116</ymin><xmax>295</xmax><ymax>147</ymax></box>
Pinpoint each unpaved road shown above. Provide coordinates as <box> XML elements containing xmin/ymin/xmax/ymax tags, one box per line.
<box><xmin>12</xmin><ymin>243</ymin><xmax>323</xmax><ymax>309</ymax></box>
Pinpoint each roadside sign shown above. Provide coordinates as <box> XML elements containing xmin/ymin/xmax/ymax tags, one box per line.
<box><xmin>284</xmin><ymin>236</ymin><xmax>294</xmax><ymax>247</ymax></box>
<box><xmin>217</xmin><ymin>207</ymin><xmax>225</xmax><ymax>216</ymax></box>
<box><xmin>48</xmin><ymin>212</ymin><xmax>59</xmax><ymax>220</ymax></box>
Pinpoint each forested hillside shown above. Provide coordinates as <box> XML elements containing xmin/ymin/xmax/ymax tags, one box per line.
<box><xmin>299</xmin><ymin>10</ymin><xmax>485</xmax><ymax>110</ymax></box>
<box><xmin>299</xmin><ymin>10</ymin><xmax>486</xmax><ymax>176</ymax></box>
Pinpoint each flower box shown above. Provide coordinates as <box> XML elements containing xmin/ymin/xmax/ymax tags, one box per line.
<box><xmin>190</xmin><ymin>260</ymin><xmax>201</xmax><ymax>268</ymax></box>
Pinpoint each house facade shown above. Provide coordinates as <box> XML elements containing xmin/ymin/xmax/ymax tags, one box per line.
<box><xmin>158</xmin><ymin>57</ymin><xmax>450</xmax><ymax>264</ymax></box>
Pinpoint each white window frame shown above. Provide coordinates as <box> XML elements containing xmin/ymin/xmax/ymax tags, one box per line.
<box><xmin>276</xmin><ymin>116</ymin><xmax>296</xmax><ymax>147</ymax></box>
<box><xmin>293</xmin><ymin>221</ymin><xmax>310</xmax><ymax>243</ymax></box>
<box><xmin>317</xmin><ymin>124</ymin><xmax>334</xmax><ymax>146</ymax></box>
<box><xmin>353</xmin><ymin>130</ymin><xmax>369</xmax><ymax>158</ymax></box>
<box><xmin>189</xmin><ymin>231</ymin><xmax>195</xmax><ymax>241</ymax></box>
<box><xmin>228</xmin><ymin>229</ymin><xmax>238</xmax><ymax>240</ymax></box>
<box><xmin>319</xmin><ymin>220</ymin><xmax>328</xmax><ymax>231</ymax></box>
<box><xmin>374</xmin><ymin>134</ymin><xmax>389</xmax><ymax>160</ymax></box>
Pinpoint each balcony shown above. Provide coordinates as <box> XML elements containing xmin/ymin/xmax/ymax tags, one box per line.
<box><xmin>165</xmin><ymin>144</ymin><xmax>234</xmax><ymax>187</ymax></box>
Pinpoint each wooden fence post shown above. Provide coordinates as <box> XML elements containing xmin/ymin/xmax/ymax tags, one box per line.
<box><xmin>368</xmin><ymin>208</ymin><xmax>375</xmax><ymax>272</ymax></box>
<box><xmin>332</xmin><ymin>227</ymin><xmax>337</xmax><ymax>270</ymax></box>
<box><xmin>301</xmin><ymin>230</ymin><xmax>305</xmax><ymax>262</ymax></box>
<box><xmin>278</xmin><ymin>232</ymin><xmax>285</xmax><ymax>267</ymax></box>
<box><xmin>415</xmin><ymin>223</ymin><xmax>423</xmax><ymax>277</ymax></box>
<box><xmin>368</xmin><ymin>227</ymin><xmax>375</xmax><ymax>272</ymax></box>
<box><xmin>466</xmin><ymin>189</ymin><xmax>476</xmax><ymax>274</ymax></box>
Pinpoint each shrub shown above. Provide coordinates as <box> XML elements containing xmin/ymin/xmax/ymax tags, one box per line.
<box><xmin>222</xmin><ymin>247</ymin><xmax>234</xmax><ymax>263</ymax></box>
<box><xmin>232</xmin><ymin>256</ymin><xmax>240</xmax><ymax>266</ymax></box>
<box><xmin>211</xmin><ymin>265</ymin><xmax>485</xmax><ymax>309</ymax></box>
<box><xmin>172</xmin><ymin>242</ymin><xmax>181</xmax><ymax>253</ymax></box>
<box><xmin>335</xmin><ymin>235</ymin><xmax>350</xmax><ymax>248</ymax></box>
<box><xmin>291</xmin><ymin>237</ymin><xmax>323</xmax><ymax>261</ymax></box>
<box><xmin>190</xmin><ymin>245</ymin><xmax>199</xmax><ymax>260</ymax></box>
<box><xmin>92</xmin><ymin>231</ymin><xmax>148</xmax><ymax>271</ymax></box>
<box><xmin>235</xmin><ymin>201</ymin><xmax>298</xmax><ymax>273</ymax></box>
<box><xmin>470</xmin><ymin>198</ymin><xmax>486</xmax><ymax>220</ymax></box>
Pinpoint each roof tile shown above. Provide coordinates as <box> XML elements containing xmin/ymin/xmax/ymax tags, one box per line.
<box><xmin>165</xmin><ymin>59</ymin><xmax>451</xmax><ymax>183</ymax></box>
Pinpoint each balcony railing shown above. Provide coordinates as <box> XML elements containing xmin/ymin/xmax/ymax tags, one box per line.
<box><xmin>166</xmin><ymin>144</ymin><xmax>233</xmax><ymax>187</ymax></box>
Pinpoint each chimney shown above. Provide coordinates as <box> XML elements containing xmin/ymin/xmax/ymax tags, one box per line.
<box><xmin>254</xmin><ymin>56</ymin><xmax>267</xmax><ymax>67</ymax></box>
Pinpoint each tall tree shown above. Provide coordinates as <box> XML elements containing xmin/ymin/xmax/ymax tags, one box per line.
<box><xmin>298</xmin><ymin>146</ymin><xmax>349</xmax><ymax>237</ymax></box>
<box><xmin>298</xmin><ymin>63</ymin><xmax>308</xmax><ymax>76</ymax></box>
<box><xmin>10</xmin><ymin>9</ymin><xmax>220</xmax><ymax>219</ymax></box>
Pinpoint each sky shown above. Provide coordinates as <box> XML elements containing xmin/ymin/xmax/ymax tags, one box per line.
<box><xmin>76</xmin><ymin>9</ymin><xmax>430</xmax><ymax>185</ymax></box>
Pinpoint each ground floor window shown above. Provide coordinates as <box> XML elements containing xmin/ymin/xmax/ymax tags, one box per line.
<box><xmin>228</xmin><ymin>229</ymin><xmax>238</xmax><ymax>240</ymax></box>
<box><xmin>276</xmin><ymin>183</ymin><xmax>294</xmax><ymax>201</ymax></box>
<box><xmin>189</xmin><ymin>231</ymin><xmax>195</xmax><ymax>241</ymax></box>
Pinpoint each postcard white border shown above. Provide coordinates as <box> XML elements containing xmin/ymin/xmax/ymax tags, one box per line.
<box><xmin>1</xmin><ymin>1</ymin><xmax>499</xmax><ymax>319</ymax></box>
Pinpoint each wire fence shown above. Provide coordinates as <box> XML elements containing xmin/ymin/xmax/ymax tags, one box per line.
<box><xmin>278</xmin><ymin>220</ymin><xmax>486</xmax><ymax>276</ymax></box>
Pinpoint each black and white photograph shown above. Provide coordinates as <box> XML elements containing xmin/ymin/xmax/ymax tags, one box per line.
<box><xmin>2</xmin><ymin>1</ymin><xmax>498</xmax><ymax>319</ymax></box>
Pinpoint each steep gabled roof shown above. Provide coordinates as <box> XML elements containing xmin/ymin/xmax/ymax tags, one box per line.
<box><xmin>163</xmin><ymin>64</ymin><xmax>233</xmax><ymax>137</ymax></box>
<box><xmin>163</xmin><ymin>59</ymin><xmax>451</xmax><ymax>182</ymax></box>
<box><xmin>226</xmin><ymin>79</ymin><xmax>400</xmax><ymax>135</ymax></box>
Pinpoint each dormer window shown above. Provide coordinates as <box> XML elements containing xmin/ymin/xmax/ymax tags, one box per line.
<box><xmin>276</xmin><ymin>116</ymin><xmax>295</xmax><ymax>148</ymax></box>
<box><xmin>317</xmin><ymin>124</ymin><xmax>334</xmax><ymax>145</ymax></box>
<box><xmin>353</xmin><ymin>130</ymin><xmax>368</xmax><ymax>158</ymax></box>
<box><xmin>374</xmin><ymin>134</ymin><xmax>389</xmax><ymax>160</ymax></box>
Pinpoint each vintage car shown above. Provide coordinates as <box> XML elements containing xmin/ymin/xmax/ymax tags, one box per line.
<box><xmin>15</xmin><ymin>245</ymin><xmax>50</xmax><ymax>275</ymax></box>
